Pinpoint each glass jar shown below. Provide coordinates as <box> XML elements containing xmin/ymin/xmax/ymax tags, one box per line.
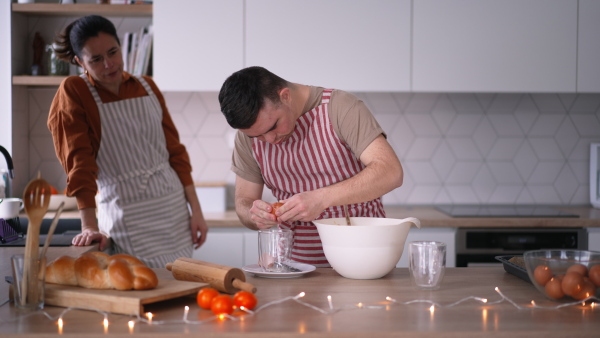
<box><xmin>46</xmin><ymin>44</ymin><xmax>69</xmax><ymax>76</ymax></box>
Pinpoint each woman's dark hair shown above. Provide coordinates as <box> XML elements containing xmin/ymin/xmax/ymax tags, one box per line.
<box><xmin>219</xmin><ymin>66</ymin><xmax>289</xmax><ymax>129</ymax></box>
<box><xmin>53</xmin><ymin>15</ymin><xmax>120</xmax><ymax>65</ymax></box>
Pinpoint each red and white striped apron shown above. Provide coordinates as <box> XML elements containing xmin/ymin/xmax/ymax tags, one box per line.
<box><xmin>252</xmin><ymin>89</ymin><xmax>385</xmax><ymax>267</ymax></box>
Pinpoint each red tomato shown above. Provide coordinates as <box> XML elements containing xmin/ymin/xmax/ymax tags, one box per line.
<box><xmin>211</xmin><ymin>294</ymin><xmax>234</xmax><ymax>315</ymax></box>
<box><xmin>233</xmin><ymin>291</ymin><xmax>258</xmax><ymax>310</ymax></box>
<box><xmin>271</xmin><ymin>202</ymin><xmax>284</xmax><ymax>216</ymax></box>
<box><xmin>196</xmin><ymin>287</ymin><xmax>220</xmax><ymax>310</ymax></box>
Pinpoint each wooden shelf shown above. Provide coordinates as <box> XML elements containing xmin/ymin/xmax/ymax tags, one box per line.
<box><xmin>12</xmin><ymin>3</ymin><xmax>152</xmax><ymax>17</ymax></box>
<box><xmin>13</xmin><ymin>75</ymin><xmax>66</xmax><ymax>86</ymax></box>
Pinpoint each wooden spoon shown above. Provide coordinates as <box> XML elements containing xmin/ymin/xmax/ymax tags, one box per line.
<box><xmin>343</xmin><ymin>205</ymin><xmax>351</xmax><ymax>226</ymax></box>
<box><xmin>40</xmin><ymin>201</ymin><xmax>65</xmax><ymax>261</ymax></box>
<box><xmin>21</xmin><ymin>174</ymin><xmax>51</xmax><ymax>307</ymax></box>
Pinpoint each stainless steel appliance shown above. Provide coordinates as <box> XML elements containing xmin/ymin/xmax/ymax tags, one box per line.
<box><xmin>436</xmin><ymin>205</ymin><xmax>586</xmax><ymax>267</ymax></box>
<box><xmin>456</xmin><ymin>227</ymin><xmax>588</xmax><ymax>267</ymax></box>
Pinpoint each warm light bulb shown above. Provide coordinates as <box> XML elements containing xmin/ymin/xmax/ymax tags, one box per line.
<box><xmin>103</xmin><ymin>318</ymin><xmax>108</xmax><ymax>334</ymax></box>
<box><xmin>357</xmin><ymin>302</ymin><xmax>363</xmax><ymax>308</ymax></box>
<box><xmin>57</xmin><ymin>318</ymin><xmax>63</xmax><ymax>335</ymax></box>
<box><xmin>481</xmin><ymin>298</ymin><xmax>488</xmax><ymax>303</ymax></box>
<box><xmin>128</xmin><ymin>321</ymin><xmax>135</xmax><ymax>334</ymax></box>
<box><xmin>298</xmin><ymin>292</ymin><xmax>306</xmax><ymax>298</ymax></box>
<box><xmin>429</xmin><ymin>305</ymin><xmax>435</xmax><ymax>314</ymax></box>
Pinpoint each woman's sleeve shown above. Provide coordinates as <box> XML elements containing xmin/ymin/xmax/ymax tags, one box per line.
<box><xmin>144</xmin><ymin>76</ymin><xmax>194</xmax><ymax>187</ymax></box>
<box><xmin>47</xmin><ymin>77</ymin><xmax>100</xmax><ymax>209</ymax></box>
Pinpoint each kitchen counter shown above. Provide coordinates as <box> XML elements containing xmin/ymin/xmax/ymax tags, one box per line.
<box><xmin>39</xmin><ymin>205</ymin><xmax>600</xmax><ymax>229</ymax></box>
<box><xmin>0</xmin><ymin>247</ymin><xmax>598</xmax><ymax>337</ymax></box>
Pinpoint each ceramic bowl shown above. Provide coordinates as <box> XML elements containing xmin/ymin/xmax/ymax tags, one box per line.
<box><xmin>48</xmin><ymin>195</ymin><xmax>77</xmax><ymax>211</ymax></box>
<box><xmin>313</xmin><ymin>217</ymin><xmax>420</xmax><ymax>279</ymax></box>
<box><xmin>523</xmin><ymin>250</ymin><xmax>600</xmax><ymax>302</ymax></box>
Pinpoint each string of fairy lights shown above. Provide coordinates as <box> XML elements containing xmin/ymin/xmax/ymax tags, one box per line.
<box><xmin>5</xmin><ymin>287</ymin><xmax>599</xmax><ymax>333</ymax></box>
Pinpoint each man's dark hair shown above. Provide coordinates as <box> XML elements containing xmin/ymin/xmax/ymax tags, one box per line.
<box><xmin>219</xmin><ymin>66</ymin><xmax>288</xmax><ymax>129</ymax></box>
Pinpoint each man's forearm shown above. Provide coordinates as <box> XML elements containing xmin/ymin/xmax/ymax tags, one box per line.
<box><xmin>235</xmin><ymin>196</ymin><xmax>259</xmax><ymax>230</ymax></box>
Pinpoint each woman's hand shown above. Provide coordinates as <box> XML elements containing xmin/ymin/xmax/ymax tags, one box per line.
<box><xmin>72</xmin><ymin>229</ymin><xmax>109</xmax><ymax>250</ymax></box>
<box><xmin>190</xmin><ymin>210</ymin><xmax>208</xmax><ymax>249</ymax></box>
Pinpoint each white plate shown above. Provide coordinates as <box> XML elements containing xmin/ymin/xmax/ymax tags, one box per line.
<box><xmin>242</xmin><ymin>262</ymin><xmax>316</xmax><ymax>278</ymax></box>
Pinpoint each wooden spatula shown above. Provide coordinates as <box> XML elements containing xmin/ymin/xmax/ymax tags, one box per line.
<box><xmin>21</xmin><ymin>173</ymin><xmax>51</xmax><ymax>306</ymax></box>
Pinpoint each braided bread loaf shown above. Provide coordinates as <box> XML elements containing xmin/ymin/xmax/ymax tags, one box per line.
<box><xmin>45</xmin><ymin>251</ymin><xmax>158</xmax><ymax>290</ymax></box>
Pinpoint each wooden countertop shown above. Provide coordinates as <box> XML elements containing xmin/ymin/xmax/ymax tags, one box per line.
<box><xmin>38</xmin><ymin>206</ymin><xmax>600</xmax><ymax>229</ymax></box>
<box><xmin>0</xmin><ymin>248</ymin><xmax>598</xmax><ymax>337</ymax></box>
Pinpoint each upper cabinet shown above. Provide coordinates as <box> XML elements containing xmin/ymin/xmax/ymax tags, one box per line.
<box><xmin>153</xmin><ymin>0</ymin><xmax>243</xmax><ymax>91</ymax></box>
<box><xmin>577</xmin><ymin>0</ymin><xmax>600</xmax><ymax>93</ymax></box>
<box><xmin>412</xmin><ymin>0</ymin><xmax>578</xmax><ymax>93</ymax></box>
<box><xmin>245</xmin><ymin>0</ymin><xmax>411</xmax><ymax>92</ymax></box>
<box><xmin>152</xmin><ymin>0</ymin><xmax>596</xmax><ymax>93</ymax></box>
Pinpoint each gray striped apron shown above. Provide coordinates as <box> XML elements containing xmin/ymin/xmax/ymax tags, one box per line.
<box><xmin>253</xmin><ymin>89</ymin><xmax>385</xmax><ymax>267</ymax></box>
<box><xmin>82</xmin><ymin>75</ymin><xmax>192</xmax><ymax>268</ymax></box>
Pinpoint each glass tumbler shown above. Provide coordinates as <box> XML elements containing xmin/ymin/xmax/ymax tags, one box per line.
<box><xmin>408</xmin><ymin>241</ymin><xmax>446</xmax><ymax>290</ymax></box>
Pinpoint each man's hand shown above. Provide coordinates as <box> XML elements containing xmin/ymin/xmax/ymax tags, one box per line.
<box><xmin>249</xmin><ymin>200</ymin><xmax>279</xmax><ymax>229</ymax></box>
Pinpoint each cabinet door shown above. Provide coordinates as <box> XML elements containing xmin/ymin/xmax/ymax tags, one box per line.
<box><xmin>246</xmin><ymin>0</ymin><xmax>411</xmax><ymax>92</ymax></box>
<box><xmin>396</xmin><ymin>228</ymin><xmax>456</xmax><ymax>268</ymax></box>
<box><xmin>193</xmin><ymin>228</ymin><xmax>245</xmax><ymax>268</ymax></box>
<box><xmin>153</xmin><ymin>0</ymin><xmax>244</xmax><ymax>91</ymax></box>
<box><xmin>578</xmin><ymin>0</ymin><xmax>600</xmax><ymax>92</ymax></box>
<box><xmin>413</xmin><ymin>0</ymin><xmax>577</xmax><ymax>92</ymax></box>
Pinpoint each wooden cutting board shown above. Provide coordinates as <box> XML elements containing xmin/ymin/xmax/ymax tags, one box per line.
<box><xmin>44</xmin><ymin>278</ymin><xmax>207</xmax><ymax>315</ymax></box>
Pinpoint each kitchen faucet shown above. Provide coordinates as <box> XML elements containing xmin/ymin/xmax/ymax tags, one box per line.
<box><xmin>0</xmin><ymin>145</ymin><xmax>14</xmax><ymax>197</ymax></box>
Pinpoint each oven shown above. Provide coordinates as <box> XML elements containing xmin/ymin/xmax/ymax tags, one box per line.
<box><xmin>434</xmin><ymin>205</ymin><xmax>586</xmax><ymax>267</ymax></box>
<box><xmin>455</xmin><ymin>227</ymin><xmax>588</xmax><ymax>267</ymax></box>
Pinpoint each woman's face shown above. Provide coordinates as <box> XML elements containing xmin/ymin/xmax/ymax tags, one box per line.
<box><xmin>76</xmin><ymin>32</ymin><xmax>123</xmax><ymax>91</ymax></box>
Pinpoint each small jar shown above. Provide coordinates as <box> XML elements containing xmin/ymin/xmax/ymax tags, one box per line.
<box><xmin>46</xmin><ymin>44</ymin><xmax>69</xmax><ymax>76</ymax></box>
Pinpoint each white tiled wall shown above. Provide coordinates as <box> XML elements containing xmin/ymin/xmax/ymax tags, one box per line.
<box><xmin>20</xmin><ymin>90</ymin><xmax>600</xmax><ymax>208</ymax></box>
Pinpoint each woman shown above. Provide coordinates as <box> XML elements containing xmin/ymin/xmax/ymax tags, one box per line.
<box><xmin>47</xmin><ymin>15</ymin><xmax>208</xmax><ymax>268</ymax></box>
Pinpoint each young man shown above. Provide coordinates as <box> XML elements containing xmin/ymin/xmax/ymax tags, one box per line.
<box><xmin>219</xmin><ymin>66</ymin><xmax>403</xmax><ymax>267</ymax></box>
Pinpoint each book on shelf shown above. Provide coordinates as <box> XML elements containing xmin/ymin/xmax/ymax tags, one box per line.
<box><xmin>121</xmin><ymin>25</ymin><xmax>153</xmax><ymax>76</ymax></box>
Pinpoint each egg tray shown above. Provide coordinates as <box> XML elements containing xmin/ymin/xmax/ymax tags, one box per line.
<box><xmin>495</xmin><ymin>255</ymin><xmax>532</xmax><ymax>284</ymax></box>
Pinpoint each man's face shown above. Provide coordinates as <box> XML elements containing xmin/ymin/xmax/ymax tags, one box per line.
<box><xmin>240</xmin><ymin>91</ymin><xmax>296</xmax><ymax>144</ymax></box>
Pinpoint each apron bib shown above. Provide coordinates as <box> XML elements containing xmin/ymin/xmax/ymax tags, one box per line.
<box><xmin>82</xmin><ymin>75</ymin><xmax>192</xmax><ymax>268</ymax></box>
<box><xmin>252</xmin><ymin>89</ymin><xmax>385</xmax><ymax>267</ymax></box>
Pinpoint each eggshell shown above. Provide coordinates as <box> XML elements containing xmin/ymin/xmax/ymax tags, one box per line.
<box><xmin>566</xmin><ymin>264</ymin><xmax>588</xmax><ymax>276</ymax></box>
<box><xmin>545</xmin><ymin>276</ymin><xmax>565</xmax><ymax>300</ymax></box>
<box><xmin>533</xmin><ymin>265</ymin><xmax>553</xmax><ymax>286</ymax></box>
<box><xmin>589</xmin><ymin>265</ymin><xmax>600</xmax><ymax>287</ymax></box>
<box><xmin>561</xmin><ymin>272</ymin><xmax>584</xmax><ymax>297</ymax></box>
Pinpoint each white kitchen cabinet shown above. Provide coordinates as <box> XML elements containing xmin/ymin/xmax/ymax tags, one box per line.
<box><xmin>153</xmin><ymin>0</ymin><xmax>244</xmax><ymax>91</ymax></box>
<box><xmin>577</xmin><ymin>0</ymin><xmax>600</xmax><ymax>92</ymax></box>
<box><xmin>412</xmin><ymin>0</ymin><xmax>578</xmax><ymax>93</ymax></box>
<box><xmin>246</xmin><ymin>0</ymin><xmax>411</xmax><ymax>92</ymax></box>
<box><xmin>396</xmin><ymin>227</ymin><xmax>456</xmax><ymax>268</ymax></box>
<box><xmin>192</xmin><ymin>227</ymin><xmax>259</xmax><ymax>268</ymax></box>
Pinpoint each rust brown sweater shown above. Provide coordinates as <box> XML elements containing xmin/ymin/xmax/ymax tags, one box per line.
<box><xmin>47</xmin><ymin>72</ymin><xmax>193</xmax><ymax>210</ymax></box>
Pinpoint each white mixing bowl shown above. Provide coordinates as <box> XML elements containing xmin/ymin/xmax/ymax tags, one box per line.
<box><xmin>313</xmin><ymin>217</ymin><xmax>421</xmax><ymax>279</ymax></box>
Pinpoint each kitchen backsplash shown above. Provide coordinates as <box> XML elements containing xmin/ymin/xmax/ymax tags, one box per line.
<box><xmin>20</xmin><ymin>89</ymin><xmax>600</xmax><ymax>208</ymax></box>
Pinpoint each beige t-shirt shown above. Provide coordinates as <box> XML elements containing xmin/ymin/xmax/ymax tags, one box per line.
<box><xmin>231</xmin><ymin>86</ymin><xmax>385</xmax><ymax>185</ymax></box>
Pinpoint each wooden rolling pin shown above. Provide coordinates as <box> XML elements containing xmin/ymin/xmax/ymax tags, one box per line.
<box><xmin>166</xmin><ymin>258</ymin><xmax>256</xmax><ymax>294</ymax></box>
